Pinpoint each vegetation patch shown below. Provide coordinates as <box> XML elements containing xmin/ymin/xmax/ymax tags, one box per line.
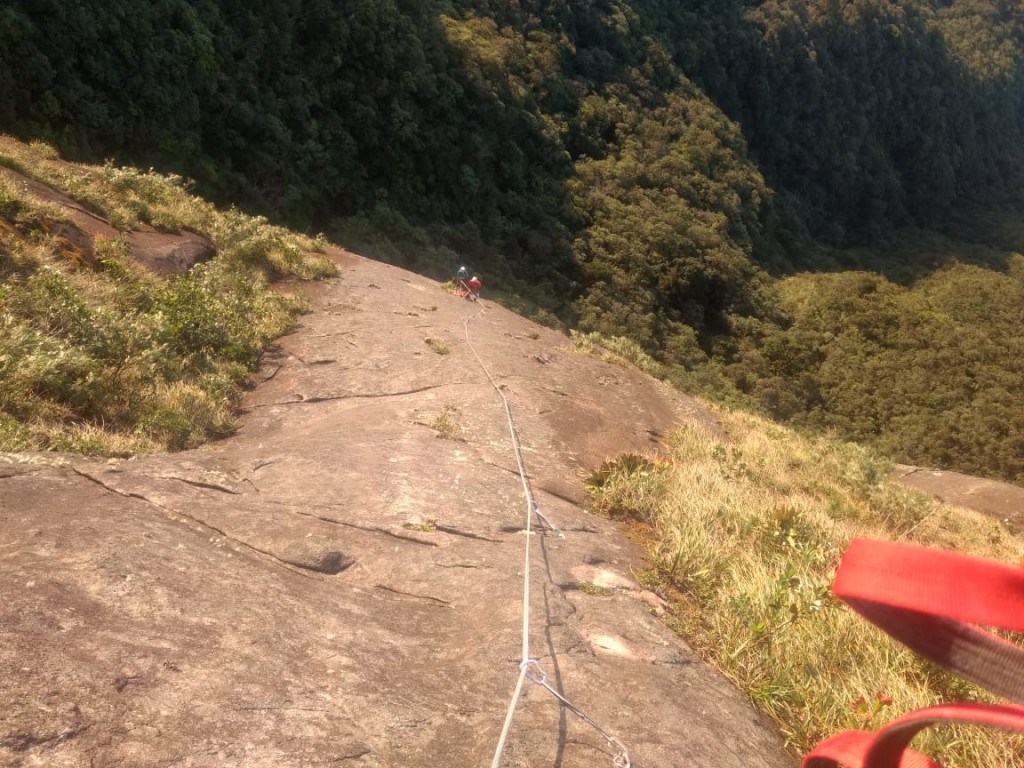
<box><xmin>429</xmin><ymin>405</ymin><xmax>463</xmax><ymax>441</ymax></box>
<box><xmin>0</xmin><ymin>138</ymin><xmax>336</xmax><ymax>456</ymax></box>
<box><xmin>4</xmin><ymin>4</ymin><xmax>1024</xmax><ymax>484</ymax></box>
<box><xmin>404</xmin><ymin>515</ymin><xmax>438</xmax><ymax>533</ymax></box>
<box><xmin>568</xmin><ymin>331</ymin><xmax>666</xmax><ymax>377</ymax></box>
<box><xmin>585</xmin><ymin>410</ymin><xmax>1024</xmax><ymax>766</ymax></box>
<box><xmin>576</xmin><ymin>581</ymin><xmax>615</xmax><ymax>597</ymax></box>
<box><xmin>424</xmin><ymin>337</ymin><xmax>450</xmax><ymax>355</ymax></box>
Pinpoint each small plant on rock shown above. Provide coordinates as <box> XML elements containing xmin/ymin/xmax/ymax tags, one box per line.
<box><xmin>430</xmin><ymin>405</ymin><xmax>463</xmax><ymax>440</ymax></box>
<box><xmin>424</xmin><ymin>337</ymin><xmax>450</xmax><ymax>355</ymax></box>
<box><xmin>405</xmin><ymin>515</ymin><xmax>438</xmax><ymax>533</ymax></box>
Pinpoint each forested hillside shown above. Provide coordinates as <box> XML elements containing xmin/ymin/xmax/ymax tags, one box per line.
<box><xmin>2</xmin><ymin>0</ymin><xmax>1024</xmax><ymax>482</ymax></box>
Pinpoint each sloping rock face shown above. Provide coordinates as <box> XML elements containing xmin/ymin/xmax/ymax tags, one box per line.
<box><xmin>123</xmin><ymin>229</ymin><xmax>214</xmax><ymax>276</ymax></box>
<box><xmin>0</xmin><ymin>251</ymin><xmax>792</xmax><ymax>768</ymax></box>
<box><xmin>891</xmin><ymin>464</ymin><xmax>1024</xmax><ymax>531</ymax></box>
<box><xmin>0</xmin><ymin>165</ymin><xmax>213</xmax><ymax>275</ymax></box>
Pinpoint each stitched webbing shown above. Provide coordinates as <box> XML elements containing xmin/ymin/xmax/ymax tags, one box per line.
<box><xmin>804</xmin><ymin>703</ymin><xmax>1024</xmax><ymax>768</ymax></box>
<box><xmin>804</xmin><ymin>539</ymin><xmax>1024</xmax><ymax>767</ymax></box>
<box><xmin>835</xmin><ymin>539</ymin><xmax>1024</xmax><ymax>703</ymax></box>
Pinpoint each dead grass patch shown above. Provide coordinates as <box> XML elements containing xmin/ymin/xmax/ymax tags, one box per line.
<box><xmin>429</xmin><ymin>405</ymin><xmax>463</xmax><ymax>440</ymax></box>
<box><xmin>424</xmin><ymin>337</ymin><xmax>450</xmax><ymax>355</ymax></box>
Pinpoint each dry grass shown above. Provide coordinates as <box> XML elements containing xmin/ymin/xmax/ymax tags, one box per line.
<box><xmin>0</xmin><ymin>135</ymin><xmax>337</xmax><ymax>280</ymax></box>
<box><xmin>404</xmin><ymin>515</ymin><xmax>439</xmax><ymax>533</ymax></box>
<box><xmin>568</xmin><ymin>329</ymin><xmax>666</xmax><ymax>376</ymax></box>
<box><xmin>430</xmin><ymin>405</ymin><xmax>463</xmax><ymax>440</ymax></box>
<box><xmin>586</xmin><ymin>409</ymin><xmax>1024</xmax><ymax>766</ymax></box>
<box><xmin>424</xmin><ymin>337</ymin><xmax>450</xmax><ymax>355</ymax></box>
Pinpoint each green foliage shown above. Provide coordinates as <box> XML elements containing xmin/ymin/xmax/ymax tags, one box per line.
<box><xmin>3</xmin><ymin>1</ymin><xmax>1023</xmax><ymax>277</ymax></box>
<box><xmin>687</xmin><ymin>0</ymin><xmax>1024</xmax><ymax>243</ymax></box>
<box><xmin>571</xmin><ymin>87</ymin><xmax>773</xmax><ymax>348</ymax></box>
<box><xmin>709</xmin><ymin>254</ymin><xmax>1024</xmax><ymax>484</ymax></box>
<box><xmin>0</xmin><ymin>140</ymin><xmax>330</xmax><ymax>455</ymax></box>
<box><xmin>0</xmin><ymin>413</ymin><xmax>33</xmax><ymax>451</ymax></box>
<box><xmin>3</xmin><ymin>1</ymin><xmax>1024</xmax><ymax>484</ymax></box>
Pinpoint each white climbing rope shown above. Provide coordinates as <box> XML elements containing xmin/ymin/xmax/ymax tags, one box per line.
<box><xmin>460</xmin><ymin>303</ymin><xmax>630</xmax><ymax>768</ymax></box>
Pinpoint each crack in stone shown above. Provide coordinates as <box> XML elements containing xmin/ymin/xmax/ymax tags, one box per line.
<box><xmin>247</xmin><ymin>382</ymin><xmax>460</xmax><ymax>409</ymax></box>
<box><xmin>306</xmin><ymin>330</ymin><xmax>357</xmax><ymax>339</ymax></box>
<box><xmin>288</xmin><ymin>352</ymin><xmax>343</xmax><ymax>367</ymax></box>
<box><xmin>482</xmin><ymin>459</ymin><xmax>533</xmax><ymax>479</ymax></box>
<box><xmin>338</xmin><ymin>747</ymin><xmax>372</xmax><ymax>761</ymax></box>
<box><xmin>374</xmin><ymin>584</ymin><xmax>451</xmax><ymax>606</ymax></box>
<box><xmin>306</xmin><ymin>383</ymin><xmax>460</xmax><ymax>402</ymax></box>
<box><xmin>433</xmin><ymin>524</ymin><xmax>503</xmax><ymax>543</ymax></box>
<box><xmin>158</xmin><ymin>748</ymin><xmax>219</xmax><ymax>765</ymax></box>
<box><xmin>257</xmin><ymin>500</ymin><xmax>439</xmax><ymax>548</ymax></box>
<box><xmin>0</xmin><ymin>724</ymin><xmax>89</xmax><ymax>752</ymax></box>
<box><xmin>70</xmin><ymin>468</ymin><xmax>317</xmax><ymax>579</ymax></box>
<box><xmin>0</xmin><ymin>466</ymin><xmax>45</xmax><ymax>479</ymax></box>
<box><xmin>253</xmin><ymin>363</ymin><xmax>283</xmax><ymax>384</ymax></box>
<box><xmin>165</xmin><ymin>476</ymin><xmax>241</xmax><ymax>495</ymax></box>
<box><xmin>894</xmin><ymin>466</ymin><xmax>923</xmax><ymax>479</ymax></box>
<box><xmin>537</xmin><ymin>485</ymin><xmax>582</xmax><ymax>507</ymax></box>
<box><xmin>432</xmin><ymin>561</ymin><xmax>494</xmax><ymax>570</ymax></box>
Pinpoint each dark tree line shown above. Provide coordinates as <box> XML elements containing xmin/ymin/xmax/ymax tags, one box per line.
<box><xmin>3</xmin><ymin>0</ymin><xmax>1024</xmax><ymax>481</ymax></box>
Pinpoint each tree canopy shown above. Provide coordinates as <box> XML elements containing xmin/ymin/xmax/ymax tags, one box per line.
<box><xmin>2</xmin><ymin>0</ymin><xmax>1024</xmax><ymax>482</ymax></box>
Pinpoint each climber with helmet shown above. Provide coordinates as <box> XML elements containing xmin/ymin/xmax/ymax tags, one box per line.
<box><xmin>466</xmin><ymin>274</ymin><xmax>482</xmax><ymax>300</ymax></box>
<box><xmin>454</xmin><ymin>265</ymin><xmax>471</xmax><ymax>297</ymax></box>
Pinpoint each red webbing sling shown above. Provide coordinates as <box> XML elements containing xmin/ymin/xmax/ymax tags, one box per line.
<box><xmin>803</xmin><ymin>539</ymin><xmax>1024</xmax><ymax>768</ymax></box>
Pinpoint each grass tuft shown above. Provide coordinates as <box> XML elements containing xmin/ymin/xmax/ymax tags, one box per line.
<box><xmin>424</xmin><ymin>337</ymin><xmax>450</xmax><ymax>355</ymax></box>
<box><xmin>569</xmin><ymin>330</ymin><xmax>666</xmax><ymax>376</ymax></box>
<box><xmin>404</xmin><ymin>515</ymin><xmax>438</xmax><ymax>533</ymax></box>
<box><xmin>430</xmin><ymin>405</ymin><xmax>463</xmax><ymax>440</ymax></box>
<box><xmin>577</xmin><ymin>581</ymin><xmax>615</xmax><ymax>596</ymax></box>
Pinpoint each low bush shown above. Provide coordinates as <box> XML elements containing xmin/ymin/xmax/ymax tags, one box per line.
<box><xmin>0</xmin><ymin>138</ymin><xmax>336</xmax><ymax>455</ymax></box>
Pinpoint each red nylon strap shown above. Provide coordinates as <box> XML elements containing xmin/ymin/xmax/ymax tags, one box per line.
<box><xmin>803</xmin><ymin>730</ymin><xmax>938</xmax><ymax>768</ymax></box>
<box><xmin>803</xmin><ymin>704</ymin><xmax>1024</xmax><ymax>768</ymax></box>
<box><xmin>834</xmin><ymin>539</ymin><xmax>1024</xmax><ymax>703</ymax></box>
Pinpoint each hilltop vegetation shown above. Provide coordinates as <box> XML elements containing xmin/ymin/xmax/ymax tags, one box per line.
<box><xmin>0</xmin><ymin>137</ymin><xmax>334</xmax><ymax>454</ymax></box>
<box><xmin>2</xmin><ymin>0</ymin><xmax>1024</xmax><ymax>481</ymax></box>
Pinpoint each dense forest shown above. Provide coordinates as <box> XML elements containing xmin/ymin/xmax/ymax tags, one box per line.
<box><xmin>2</xmin><ymin>0</ymin><xmax>1024</xmax><ymax>482</ymax></box>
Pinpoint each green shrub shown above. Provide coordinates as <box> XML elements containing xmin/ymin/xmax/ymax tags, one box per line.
<box><xmin>0</xmin><ymin>139</ymin><xmax>336</xmax><ymax>456</ymax></box>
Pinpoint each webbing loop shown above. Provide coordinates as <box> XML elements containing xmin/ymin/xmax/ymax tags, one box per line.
<box><xmin>804</xmin><ymin>539</ymin><xmax>1024</xmax><ymax>767</ymax></box>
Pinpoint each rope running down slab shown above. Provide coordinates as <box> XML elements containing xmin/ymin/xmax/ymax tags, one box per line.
<box><xmin>460</xmin><ymin>305</ymin><xmax>630</xmax><ymax>768</ymax></box>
